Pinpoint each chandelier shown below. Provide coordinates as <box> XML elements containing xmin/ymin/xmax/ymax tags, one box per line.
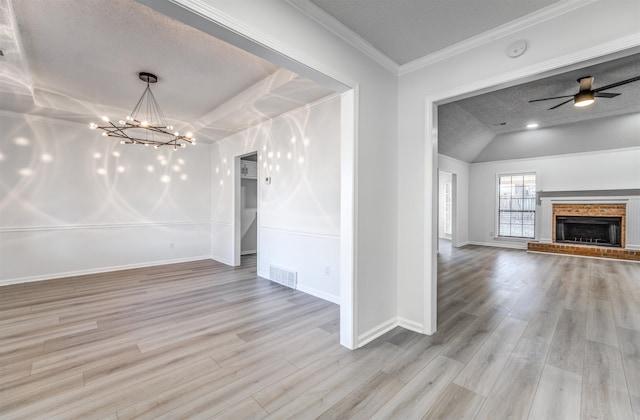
<box><xmin>90</xmin><ymin>72</ymin><xmax>195</xmax><ymax>150</ymax></box>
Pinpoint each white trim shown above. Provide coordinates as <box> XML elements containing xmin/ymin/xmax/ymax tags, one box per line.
<box><xmin>255</xmin><ymin>271</ymin><xmax>340</xmax><ymax>304</ymax></box>
<box><xmin>211</xmin><ymin>255</ymin><xmax>234</xmax><ymax>266</ymax></box>
<box><xmin>397</xmin><ymin>317</ymin><xmax>424</xmax><ymax>334</ymax></box>
<box><xmin>467</xmin><ymin>241</ymin><xmax>528</xmax><ymax>250</ymax></box>
<box><xmin>1</xmin><ymin>255</ymin><xmax>213</xmax><ymax>287</ymax></box>
<box><xmin>456</xmin><ymin>241</ymin><xmax>472</xmax><ymax>247</ymax></box>
<box><xmin>439</xmin><ymin>153</ymin><xmax>471</xmax><ymax>168</ymax></box>
<box><xmin>340</xmin><ymin>88</ymin><xmax>358</xmax><ymax>350</ymax></box>
<box><xmin>424</xmin><ymin>36</ymin><xmax>640</xmax><ymax>106</ymax></box>
<box><xmin>258</xmin><ymin>226</ymin><xmax>339</xmax><ymax>240</ymax></box>
<box><xmin>471</xmin><ymin>146</ymin><xmax>640</xmax><ymax>167</ymax></box>
<box><xmin>158</xmin><ymin>0</ymin><xmax>355</xmax><ymax>91</ymax></box>
<box><xmin>400</xmin><ymin>0</ymin><xmax>598</xmax><ymax>75</ymax></box>
<box><xmin>627</xmin><ymin>244</ymin><xmax>640</xmax><ymax>251</ymax></box>
<box><xmin>0</xmin><ymin>221</ymin><xmax>211</xmax><ymax>233</ymax></box>
<box><xmin>357</xmin><ymin>317</ymin><xmax>398</xmax><ymax>347</ymax></box>
<box><xmin>425</xmin><ymin>35</ymin><xmax>640</xmax><ymax>341</ymax></box>
<box><xmin>296</xmin><ymin>284</ymin><xmax>340</xmax><ymax>304</ymax></box>
<box><xmin>286</xmin><ymin>0</ymin><xmax>399</xmax><ymax>75</ymax></box>
<box><xmin>546</xmin><ymin>198</ymin><xmax>630</xmax><ymax>204</ymax></box>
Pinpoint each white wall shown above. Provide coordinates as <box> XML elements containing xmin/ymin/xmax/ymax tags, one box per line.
<box><xmin>0</xmin><ymin>111</ymin><xmax>212</xmax><ymax>284</ymax></box>
<box><xmin>146</xmin><ymin>0</ymin><xmax>400</xmax><ymax>347</ymax></box>
<box><xmin>210</xmin><ymin>96</ymin><xmax>342</xmax><ymax>303</ymax></box>
<box><xmin>397</xmin><ymin>1</ymin><xmax>640</xmax><ymax>332</ymax></box>
<box><xmin>468</xmin><ymin>147</ymin><xmax>640</xmax><ymax>248</ymax></box>
<box><xmin>439</xmin><ymin>155</ymin><xmax>470</xmax><ymax>247</ymax></box>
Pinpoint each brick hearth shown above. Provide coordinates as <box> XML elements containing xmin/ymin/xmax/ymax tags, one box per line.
<box><xmin>527</xmin><ymin>241</ymin><xmax>639</xmax><ymax>261</ymax></box>
<box><xmin>528</xmin><ymin>202</ymin><xmax>638</xmax><ymax>261</ymax></box>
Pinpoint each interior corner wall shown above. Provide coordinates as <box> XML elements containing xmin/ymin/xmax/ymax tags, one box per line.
<box><xmin>0</xmin><ymin>111</ymin><xmax>212</xmax><ymax>285</ymax></box>
<box><xmin>467</xmin><ymin>147</ymin><xmax>640</xmax><ymax>249</ymax></box>
<box><xmin>396</xmin><ymin>0</ymin><xmax>640</xmax><ymax>330</ymax></box>
<box><xmin>151</xmin><ymin>0</ymin><xmax>400</xmax><ymax>347</ymax></box>
<box><xmin>210</xmin><ymin>96</ymin><xmax>342</xmax><ymax>303</ymax></box>
<box><xmin>438</xmin><ymin>155</ymin><xmax>470</xmax><ymax>246</ymax></box>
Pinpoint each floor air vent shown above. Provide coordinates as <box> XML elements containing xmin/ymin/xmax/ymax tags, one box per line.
<box><xmin>269</xmin><ymin>265</ymin><xmax>297</xmax><ymax>289</ymax></box>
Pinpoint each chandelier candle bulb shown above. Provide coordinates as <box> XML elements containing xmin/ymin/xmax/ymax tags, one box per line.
<box><xmin>90</xmin><ymin>72</ymin><xmax>193</xmax><ymax>150</ymax></box>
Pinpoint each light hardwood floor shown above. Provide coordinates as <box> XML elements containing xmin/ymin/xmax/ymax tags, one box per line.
<box><xmin>1</xmin><ymin>246</ymin><xmax>639</xmax><ymax>419</ymax></box>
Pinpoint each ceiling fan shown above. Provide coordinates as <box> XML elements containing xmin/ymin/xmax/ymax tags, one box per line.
<box><xmin>529</xmin><ymin>75</ymin><xmax>640</xmax><ymax>110</ymax></box>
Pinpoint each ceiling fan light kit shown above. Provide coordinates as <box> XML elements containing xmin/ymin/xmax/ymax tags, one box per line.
<box><xmin>90</xmin><ymin>72</ymin><xmax>195</xmax><ymax>150</ymax></box>
<box><xmin>529</xmin><ymin>74</ymin><xmax>639</xmax><ymax>110</ymax></box>
<box><xmin>574</xmin><ymin>90</ymin><xmax>595</xmax><ymax>107</ymax></box>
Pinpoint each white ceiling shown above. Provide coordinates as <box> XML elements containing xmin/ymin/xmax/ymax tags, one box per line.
<box><xmin>2</xmin><ymin>0</ymin><xmax>336</xmax><ymax>142</ymax></box>
<box><xmin>3</xmin><ymin>0</ymin><xmax>639</xmax><ymax>158</ymax></box>
<box><xmin>308</xmin><ymin>0</ymin><xmax>560</xmax><ymax>65</ymax></box>
<box><xmin>301</xmin><ymin>0</ymin><xmax>640</xmax><ymax>163</ymax></box>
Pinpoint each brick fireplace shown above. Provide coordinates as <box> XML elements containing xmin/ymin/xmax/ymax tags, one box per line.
<box><xmin>528</xmin><ymin>201</ymin><xmax>639</xmax><ymax>261</ymax></box>
<box><xmin>552</xmin><ymin>203</ymin><xmax>626</xmax><ymax>248</ymax></box>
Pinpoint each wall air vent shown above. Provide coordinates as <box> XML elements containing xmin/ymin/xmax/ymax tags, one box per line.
<box><xmin>269</xmin><ymin>265</ymin><xmax>297</xmax><ymax>289</ymax></box>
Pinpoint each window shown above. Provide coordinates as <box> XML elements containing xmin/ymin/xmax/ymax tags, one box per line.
<box><xmin>444</xmin><ymin>181</ymin><xmax>452</xmax><ymax>235</ymax></box>
<box><xmin>498</xmin><ymin>173</ymin><xmax>536</xmax><ymax>238</ymax></box>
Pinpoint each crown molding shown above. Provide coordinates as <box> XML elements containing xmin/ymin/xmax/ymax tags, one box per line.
<box><xmin>287</xmin><ymin>0</ymin><xmax>399</xmax><ymax>75</ymax></box>
<box><xmin>399</xmin><ymin>0</ymin><xmax>599</xmax><ymax>76</ymax></box>
<box><xmin>424</xmin><ymin>33</ymin><xmax>640</xmax><ymax>112</ymax></box>
<box><xmin>147</xmin><ymin>0</ymin><xmax>354</xmax><ymax>91</ymax></box>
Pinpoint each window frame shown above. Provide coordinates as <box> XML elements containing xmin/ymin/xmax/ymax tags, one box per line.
<box><xmin>495</xmin><ymin>171</ymin><xmax>538</xmax><ymax>240</ymax></box>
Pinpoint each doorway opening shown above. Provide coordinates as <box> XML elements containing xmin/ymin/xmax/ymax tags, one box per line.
<box><xmin>438</xmin><ymin>170</ymin><xmax>455</xmax><ymax>248</ymax></box>
<box><xmin>234</xmin><ymin>152</ymin><xmax>259</xmax><ymax>267</ymax></box>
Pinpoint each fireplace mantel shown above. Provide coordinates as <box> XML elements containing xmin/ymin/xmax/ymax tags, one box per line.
<box><xmin>530</xmin><ymin>191</ymin><xmax>640</xmax><ymax>261</ymax></box>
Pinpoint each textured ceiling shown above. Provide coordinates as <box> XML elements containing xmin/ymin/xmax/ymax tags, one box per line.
<box><xmin>310</xmin><ymin>0</ymin><xmax>559</xmax><ymax>65</ymax></box>
<box><xmin>438</xmin><ymin>52</ymin><xmax>640</xmax><ymax>162</ymax></box>
<box><xmin>3</xmin><ymin>0</ymin><xmax>336</xmax><ymax>142</ymax></box>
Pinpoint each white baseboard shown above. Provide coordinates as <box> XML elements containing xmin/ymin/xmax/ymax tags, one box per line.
<box><xmin>296</xmin><ymin>284</ymin><xmax>340</xmax><ymax>304</ymax></box>
<box><xmin>397</xmin><ymin>317</ymin><xmax>424</xmax><ymax>334</ymax></box>
<box><xmin>455</xmin><ymin>241</ymin><xmax>471</xmax><ymax>247</ymax></box>
<box><xmin>468</xmin><ymin>241</ymin><xmax>528</xmax><ymax>250</ymax></box>
<box><xmin>0</xmin><ymin>255</ymin><xmax>213</xmax><ymax>287</ymax></box>
<box><xmin>211</xmin><ymin>255</ymin><xmax>234</xmax><ymax>266</ymax></box>
<box><xmin>257</xmin><ymin>268</ymin><xmax>340</xmax><ymax>304</ymax></box>
<box><xmin>357</xmin><ymin>318</ymin><xmax>399</xmax><ymax>348</ymax></box>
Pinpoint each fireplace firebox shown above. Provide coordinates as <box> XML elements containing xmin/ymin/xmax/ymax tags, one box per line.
<box><xmin>555</xmin><ymin>215</ymin><xmax>622</xmax><ymax>247</ymax></box>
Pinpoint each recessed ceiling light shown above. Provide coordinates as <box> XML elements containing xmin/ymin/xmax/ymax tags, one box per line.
<box><xmin>526</xmin><ymin>123</ymin><xmax>539</xmax><ymax>129</ymax></box>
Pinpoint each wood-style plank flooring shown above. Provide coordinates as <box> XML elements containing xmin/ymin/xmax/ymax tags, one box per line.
<box><xmin>1</xmin><ymin>245</ymin><xmax>639</xmax><ymax>419</ymax></box>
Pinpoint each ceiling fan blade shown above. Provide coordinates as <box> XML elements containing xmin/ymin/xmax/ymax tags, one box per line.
<box><xmin>593</xmin><ymin>75</ymin><xmax>640</xmax><ymax>92</ymax></box>
<box><xmin>578</xmin><ymin>76</ymin><xmax>594</xmax><ymax>91</ymax></box>
<box><xmin>594</xmin><ymin>92</ymin><xmax>620</xmax><ymax>98</ymax></box>
<box><xmin>529</xmin><ymin>95</ymin><xmax>574</xmax><ymax>103</ymax></box>
<box><xmin>548</xmin><ymin>99</ymin><xmax>574</xmax><ymax>110</ymax></box>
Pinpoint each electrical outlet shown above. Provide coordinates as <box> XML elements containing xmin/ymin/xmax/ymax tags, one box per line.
<box><xmin>324</xmin><ymin>265</ymin><xmax>330</xmax><ymax>276</ymax></box>
<box><xmin>489</xmin><ymin>232</ymin><xmax>494</xmax><ymax>237</ymax></box>
<box><xmin>169</xmin><ymin>242</ymin><xmax>175</xmax><ymax>249</ymax></box>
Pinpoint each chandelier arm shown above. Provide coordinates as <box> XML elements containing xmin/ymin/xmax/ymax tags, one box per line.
<box><xmin>91</xmin><ymin>72</ymin><xmax>194</xmax><ymax>150</ymax></box>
